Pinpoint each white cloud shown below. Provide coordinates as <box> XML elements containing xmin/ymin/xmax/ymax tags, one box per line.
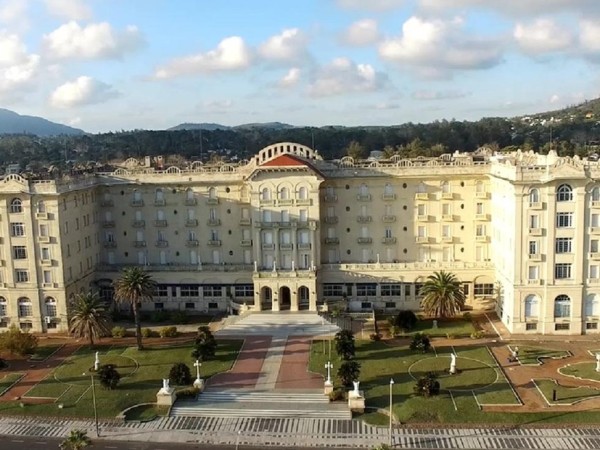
<box><xmin>418</xmin><ymin>0</ymin><xmax>600</xmax><ymax>16</ymax></box>
<box><xmin>259</xmin><ymin>28</ymin><xmax>308</xmax><ymax>62</ymax></box>
<box><xmin>336</xmin><ymin>0</ymin><xmax>405</xmax><ymax>11</ymax></box>
<box><xmin>308</xmin><ymin>57</ymin><xmax>388</xmax><ymax>97</ymax></box>
<box><xmin>514</xmin><ymin>19</ymin><xmax>573</xmax><ymax>55</ymax></box>
<box><xmin>0</xmin><ymin>32</ymin><xmax>40</xmax><ymax>101</ymax></box>
<box><xmin>202</xmin><ymin>99</ymin><xmax>233</xmax><ymax>113</ymax></box>
<box><xmin>0</xmin><ymin>0</ymin><xmax>29</xmax><ymax>31</ymax></box>
<box><xmin>50</xmin><ymin>76</ymin><xmax>119</xmax><ymax>108</ymax></box>
<box><xmin>154</xmin><ymin>36</ymin><xmax>251</xmax><ymax>78</ymax></box>
<box><xmin>44</xmin><ymin>0</ymin><xmax>92</xmax><ymax>20</ymax></box>
<box><xmin>341</xmin><ymin>19</ymin><xmax>380</xmax><ymax>46</ymax></box>
<box><xmin>279</xmin><ymin>67</ymin><xmax>301</xmax><ymax>88</ymax></box>
<box><xmin>378</xmin><ymin>16</ymin><xmax>502</xmax><ymax>76</ymax></box>
<box><xmin>580</xmin><ymin>19</ymin><xmax>600</xmax><ymax>54</ymax></box>
<box><xmin>412</xmin><ymin>89</ymin><xmax>470</xmax><ymax>100</ymax></box>
<box><xmin>550</xmin><ymin>94</ymin><xmax>560</xmax><ymax>104</ymax></box>
<box><xmin>43</xmin><ymin>21</ymin><xmax>143</xmax><ymax>60</ymax></box>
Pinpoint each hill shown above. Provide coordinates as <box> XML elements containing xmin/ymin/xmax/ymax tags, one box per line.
<box><xmin>527</xmin><ymin>98</ymin><xmax>600</xmax><ymax>122</ymax></box>
<box><xmin>168</xmin><ymin>121</ymin><xmax>295</xmax><ymax>131</ymax></box>
<box><xmin>0</xmin><ymin>109</ymin><xmax>85</xmax><ymax>136</ymax></box>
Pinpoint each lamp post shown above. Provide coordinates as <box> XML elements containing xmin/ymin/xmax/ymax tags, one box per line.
<box><xmin>325</xmin><ymin>361</ymin><xmax>333</xmax><ymax>385</ymax></box>
<box><xmin>90</xmin><ymin>372</ymin><xmax>100</xmax><ymax>437</ymax></box>
<box><xmin>389</xmin><ymin>378</ymin><xmax>394</xmax><ymax>446</ymax></box>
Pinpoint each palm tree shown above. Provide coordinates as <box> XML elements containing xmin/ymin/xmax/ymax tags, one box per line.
<box><xmin>334</xmin><ymin>330</ymin><xmax>356</xmax><ymax>360</ymax></box>
<box><xmin>419</xmin><ymin>271</ymin><xmax>466</xmax><ymax>319</ymax></box>
<box><xmin>69</xmin><ymin>293</ymin><xmax>111</xmax><ymax>347</ymax></box>
<box><xmin>113</xmin><ymin>267</ymin><xmax>156</xmax><ymax>350</ymax></box>
<box><xmin>59</xmin><ymin>429</ymin><xmax>91</xmax><ymax>450</ymax></box>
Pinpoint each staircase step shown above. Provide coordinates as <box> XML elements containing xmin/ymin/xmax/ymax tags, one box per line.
<box><xmin>170</xmin><ymin>407</ymin><xmax>351</xmax><ymax>419</ymax></box>
<box><xmin>199</xmin><ymin>391</ymin><xmax>330</xmax><ymax>403</ymax></box>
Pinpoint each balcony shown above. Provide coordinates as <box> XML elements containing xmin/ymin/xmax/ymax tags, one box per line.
<box><xmin>529</xmin><ymin>201</ymin><xmax>542</xmax><ymax>209</ymax></box>
<box><xmin>590</xmin><ymin>227</ymin><xmax>600</xmax><ymax>234</ymax></box>
<box><xmin>529</xmin><ymin>228</ymin><xmax>543</xmax><ymax>236</ymax></box>
<box><xmin>382</xmin><ymin>193</ymin><xmax>396</xmax><ymax>201</ymax></box>
<box><xmin>259</xmin><ymin>199</ymin><xmax>275</xmax><ymax>206</ymax></box>
<box><xmin>185</xmin><ymin>198</ymin><xmax>197</xmax><ymax>206</ymax></box>
<box><xmin>475</xmin><ymin>214</ymin><xmax>490</xmax><ymax>221</ymax></box>
<box><xmin>528</xmin><ymin>253</ymin><xmax>543</xmax><ymax>261</ymax></box>
<box><xmin>382</xmin><ymin>237</ymin><xmax>397</xmax><ymax>244</ymax></box>
<box><xmin>357</xmin><ymin>194</ymin><xmax>371</xmax><ymax>201</ymax></box>
<box><xmin>441</xmin><ymin>192</ymin><xmax>454</xmax><ymax>200</ymax></box>
<box><xmin>442</xmin><ymin>214</ymin><xmax>454</xmax><ymax>221</ymax></box>
<box><xmin>417</xmin><ymin>215</ymin><xmax>429</xmax><ymax>222</ymax></box>
<box><xmin>441</xmin><ymin>236</ymin><xmax>454</xmax><ymax>243</ymax></box>
<box><xmin>475</xmin><ymin>191</ymin><xmax>489</xmax><ymax>199</ymax></box>
<box><xmin>100</xmin><ymin>199</ymin><xmax>114</xmax><ymax>207</ymax></box>
<box><xmin>156</xmin><ymin>240</ymin><xmax>169</xmax><ymax>248</ymax></box>
<box><xmin>39</xmin><ymin>235</ymin><xmax>51</xmax><ymax>243</ymax></box>
<box><xmin>590</xmin><ymin>252</ymin><xmax>600</xmax><ymax>260</ymax></box>
<box><xmin>154</xmin><ymin>220</ymin><xmax>168</xmax><ymax>227</ymax></box>
<box><xmin>475</xmin><ymin>235</ymin><xmax>488</xmax><ymax>242</ymax></box>
<box><xmin>278</xmin><ymin>221</ymin><xmax>292</xmax><ymax>228</ymax></box>
<box><xmin>588</xmin><ymin>278</ymin><xmax>600</xmax><ymax>284</ymax></box>
<box><xmin>415</xmin><ymin>193</ymin><xmax>429</xmax><ymax>200</ymax></box>
<box><xmin>280</xmin><ymin>243</ymin><xmax>294</xmax><ymax>251</ymax></box>
<box><xmin>154</xmin><ymin>199</ymin><xmax>166</xmax><ymax>206</ymax></box>
<box><xmin>298</xmin><ymin>243</ymin><xmax>312</xmax><ymax>250</ymax></box>
<box><xmin>186</xmin><ymin>240</ymin><xmax>199</xmax><ymax>247</ymax></box>
<box><xmin>132</xmin><ymin>220</ymin><xmax>145</xmax><ymax>228</ymax></box>
<box><xmin>185</xmin><ymin>219</ymin><xmax>198</xmax><ymax>227</ymax></box>
<box><xmin>40</xmin><ymin>258</ymin><xmax>52</xmax><ymax>266</ymax></box>
<box><xmin>527</xmin><ymin>279</ymin><xmax>542</xmax><ymax>285</ymax></box>
<box><xmin>240</xmin><ymin>239</ymin><xmax>252</xmax><ymax>247</ymax></box>
<box><xmin>133</xmin><ymin>240</ymin><xmax>146</xmax><ymax>248</ymax></box>
<box><xmin>257</xmin><ymin>221</ymin><xmax>275</xmax><ymax>228</ymax></box>
<box><xmin>239</xmin><ymin>218</ymin><xmax>252</xmax><ymax>226</ymax></box>
<box><xmin>416</xmin><ymin>236</ymin><xmax>430</xmax><ymax>243</ymax></box>
<box><xmin>206</xmin><ymin>198</ymin><xmax>219</xmax><ymax>205</ymax></box>
<box><xmin>103</xmin><ymin>220</ymin><xmax>115</xmax><ymax>228</ymax></box>
<box><xmin>278</xmin><ymin>199</ymin><xmax>294</xmax><ymax>206</ymax></box>
<box><xmin>207</xmin><ymin>218</ymin><xmax>221</xmax><ymax>226</ymax></box>
<box><xmin>382</xmin><ymin>215</ymin><xmax>396</xmax><ymax>223</ymax></box>
<box><xmin>324</xmin><ymin>237</ymin><xmax>339</xmax><ymax>244</ymax></box>
<box><xmin>104</xmin><ymin>241</ymin><xmax>117</xmax><ymax>248</ymax></box>
<box><xmin>262</xmin><ymin>243</ymin><xmax>275</xmax><ymax>250</ymax></box>
<box><xmin>131</xmin><ymin>199</ymin><xmax>144</xmax><ymax>207</ymax></box>
<box><xmin>357</xmin><ymin>237</ymin><xmax>372</xmax><ymax>244</ymax></box>
<box><xmin>208</xmin><ymin>240</ymin><xmax>222</xmax><ymax>246</ymax></box>
<box><xmin>296</xmin><ymin>199</ymin><xmax>312</xmax><ymax>206</ymax></box>
<box><xmin>324</xmin><ymin>216</ymin><xmax>338</xmax><ymax>224</ymax></box>
<box><xmin>324</xmin><ymin>194</ymin><xmax>338</xmax><ymax>203</ymax></box>
<box><xmin>35</xmin><ymin>212</ymin><xmax>48</xmax><ymax>220</ymax></box>
<box><xmin>357</xmin><ymin>215</ymin><xmax>372</xmax><ymax>223</ymax></box>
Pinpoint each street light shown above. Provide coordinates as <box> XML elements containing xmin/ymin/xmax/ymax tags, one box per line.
<box><xmin>90</xmin><ymin>371</ymin><xmax>100</xmax><ymax>437</ymax></box>
<box><xmin>325</xmin><ymin>361</ymin><xmax>333</xmax><ymax>385</ymax></box>
<box><xmin>389</xmin><ymin>378</ymin><xmax>395</xmax><ymax>446</ymax></box>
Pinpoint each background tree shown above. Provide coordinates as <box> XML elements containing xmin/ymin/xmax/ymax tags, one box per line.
<box><xmin>345</xmin><ymin>140</ymin><xmax>366</xmax><ymax>160</ymax></box>
<box><xmin>59</xmin><ymin>429</ymin><xmax>91</xmax><ymax>450</ymax></box>
<box><xmin>113</xmin><ymin>267</ymin><xmax>156</xmax><ymax>350</ymax></box>
<box><xmin>192</xmin><ymin>326</ymin><xmax>217</xmax><ymax>361</ymax></box>
<box><xmin>419</xmin><ymin>271</ymin><xmax>466</xmax><ymax>318</ymax></box>
<box><xmin>334</xmin><ymin>330</ymin><xmax>356</xmax><ymax>360</ymax></box>
<box><xmin>97</xmin><ymin>364</ymin><xmax>120</xmax><ymax>390</ymax></box>
<box><xmin>337</xmin><ymin>361</ymin><xmax>361</xmax><ymax>387</ymax></box>
<box><xmin>68</xmin><ymin>292</ymin><xmax>111</xmax><ymax>347</ymax></box>
<box><xmin>414</xmin><ymin>372</ymin><xmax>440</xmax><ymax>397</ymax></box>
<box><xmin>409</xmin><ymin>333</ymin><xmax>431</xmax><ymax>353</ymax></box>
<box><xmin>395</xmin><ymin>310</ymin><xmax>418</xmax><ymax>332</ymax></box>
<box><xmin>0</xmin><ymin>325</ymin><xmax>38</xmax><ymax>356</ymax></box>
<box><xmin>169</xmin><ymin>362</ymin><xmax>192</xmax><ymax>385</ymax></box>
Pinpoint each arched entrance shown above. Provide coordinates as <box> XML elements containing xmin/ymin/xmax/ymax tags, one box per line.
<box><xmin>279</xmin><ymin>286</ymin><xmax>291</xmax><ymax>311</ymax></box>
<box><xmin>261</xmin><ymin>286</ymin><xmax>273</xmax><ymax>310</ymax></box>
<box><xmin>298</xmin><ymin>286</ymin><xmax>310</xmax><ymax>311</ymax></box>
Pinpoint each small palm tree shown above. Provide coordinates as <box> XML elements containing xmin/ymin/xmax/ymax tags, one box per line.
<box><xmin>69</xmin><ymin>293</ymin><xmax>111</xmax><ymax>347</ymax></box>
<box><xmin>113</xmin><ymin>267</ymin><xmax>156</xmax><ymax>350</ymax></box>
<box><xmin>59</xmin><ymin>429</ymin><xmax>91</xmax><ymax>450</ymax></box>
<box><xmin>420</xmin><ymin>271</ymin><xmax>466</xmax><ymax>319</ymax></box>
<box><xmin>334</xmin><ymin>330</ymin><xmax>355</xmax><ymax>360</ymax></box>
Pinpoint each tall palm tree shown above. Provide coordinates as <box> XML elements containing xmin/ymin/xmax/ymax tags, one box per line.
<box><xmin>113</xmin><ymin>267</ymin><xmax>156</xmax><ymax>350</ymax></box>
<box><xmin>59</xmin><ymin>429</ymin><xmax>91</xmax><ymax>450</ymax></box>
<box><xmin>419</xmin><ymin>271</ymin><xmax>466</xmax><ymax>319</ymax></box>
<box><xmin>69</xmin><ymin>293</ymin><xmax>111</xmax><ymax>347</ymax></box>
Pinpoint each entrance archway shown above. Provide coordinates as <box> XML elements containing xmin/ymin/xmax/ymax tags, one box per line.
<box><xmin>279</xmin><ymin>286</ymin><xmax>291</xmax><ymax>311</ymax></box>
<box><xmin>261</xmin><ymin>286</ymin><xmax>272</xmax><ymax>310</ymax></box>
<box><xmin>298</xmin><ymin>286</ymin><xmax>310</xmax><ymax>311</ymax></box>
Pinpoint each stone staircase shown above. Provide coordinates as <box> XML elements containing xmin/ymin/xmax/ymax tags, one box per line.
<box><xmin>171</xmin><ymin>390</ymin><xmax>351</xmax><ymax>419</ymax></box>
<box><xmin>215</xmin><ymin>312</ymin><xmax>340</xmax><ymax>337</ymax></box>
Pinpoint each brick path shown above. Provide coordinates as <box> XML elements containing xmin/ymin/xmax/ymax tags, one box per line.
<box><xmin>276</xmin><ymin>336</ymin><xmax>323</xmax><ymax>389</ymax></box>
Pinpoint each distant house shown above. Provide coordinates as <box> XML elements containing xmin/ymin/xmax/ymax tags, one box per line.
<box><xmin>5</xmin><ymin>164</ymin><xmax>21</xmax><ymax>174</ymax></box>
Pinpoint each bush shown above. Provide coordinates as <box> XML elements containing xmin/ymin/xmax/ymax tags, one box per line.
<box><xmin>141</xmin><ymin>328</ymin><xmax>156</xmax><ymax>338</ymax></box>
<box><xmin>151</xmin><ymin>310</ymin><xmax>169</xmax><ymax>323</ymax></box>
<box><xmin>462</xmin><ymin>312</ymin><xmax>472</xmax><ymax>321</ymax></box>
<box><xmin>389</xmin><ymin>325</ymin><xmax>401</xmax><ymax>337</ymax></box>
<box><xmin>395</xmin><ymin>310</ymin><xmax>418</xmax><ymax>332</ymax></box>
<box><xmin>97</xmin><ymin>364</ymin><xmax>120</xmax><ymax>390</ymax></box>
<box><xmin>470</xmin><ymin>330</ymin><xmax>485</xmax><ymax>339</ymax></box>
<box><xmin>334</xmin><ymin>329</ymin><xmax>356</xmax><ymax>360</ymax></box>
<box><xmin>175</xmin><ymin>386</ymin><xmax>200</xmax><ymax>400</ymax></box>
<box><xmin>0</xmin><ymin>358</ymin><xmax>7</xmax><ymax>370</ymax></box>
<box><xmin>369</xmin><ymin>333</ymin><xmax>381</xmax><ymax>341</ymax></box>
<box><xmin>409</xmin><ymin>333</ymin><xmax>431</xmax><ymax>353</ymax></box>
<box><xmin>111</xmin><ymin>326</ymin><xmax>126</xmax><ymax>338</ymax></box>
<box><xmin>169</xmin><ymin>362</ymin><xmax>192</xmax><ymax>385</ymax></box>
<box><xmin>159</xmin><ymin>326</ymin><xmax>178</xmax><ymax>338</ymax></box>
<box><xmin>170</xmin><ymin>311</ymin><xmax>189</xmax><ymax>324</ymax></box>
<box><xmin>328</xmin><ymin>388</ymin><xmax>345</xmax><ymax>402</ymax></box>
<box><xmin>414</xmin><ymin>372</ymin><xmax>440</xmax><ymax>397</ymax></box>
<box><xmin>337</xmin><ymin>361</ymin><xmax>361</xmax><ymax>387</ymax></box>
<box><xmin>0</xmin><ymin>325</ymin><xmax>38</xmax><ymax>356</ymax></box>
<box><xmin>192</xmin><ymin>326</ymin><xmax>217</xmax><ymax>360</ymax></box>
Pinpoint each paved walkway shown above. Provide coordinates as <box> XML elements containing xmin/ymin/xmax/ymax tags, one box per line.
<box><xmin>276</xmin><ymin>336</ymin><xmax>323</xmax><ymax>390</ymax></box>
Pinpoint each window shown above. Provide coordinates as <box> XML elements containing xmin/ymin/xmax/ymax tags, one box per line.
<box><xmin>10</xmin><ymin>198</ymin><xmax>22</xmax><ymax>213</ymax></box>
<box><xmin>384</xmin><ymin>184</ymin><xmax>393</xmax><ymax>196</ymax></box>
<box><xmin>323</xmin><ymin>284</ymin><xmax>344</xmax><ymax>297</ymax></box>
<box><xmin>208</xmin><ymin>187</ymin><xmax>217</xmax><ymax>199</ymax></box>
<box><xmin>555</xmin><ymin>263</ymin><xmax>572</xmax><ymax>279</ymax></box>
<box><xmin>524</xmin><ymin>295</ymin><xmax>539</xmax><ymax>318</ymax></box>
<box><xmin>185</xmin><ymin>302</ymin><xmax>195</xmax><ymax>309</ymax></box>
<box><xmin>381</xmin><ymin>284</ymin><xmax>401</xmax><ymax>296</ymax></box>
<box><xmin>593</xmin><ymin>213</ymin><xmax>600</xmax><ymax>227</ymax></box>
<box><xmin>11</xmin><ymin>222</ymin><xmax>25</xmax><ymax>237</ymax></box>
<box><xmin>474</xmin><ymin>283</ymin><xmax>494</xmax><ymax>296</ymax></box>
<box><xmin>279</xmin><ymin>186</ymin><xmax>289</xmax><ymax>200</ymax></box>
<box><xmin>208</xmin><ymin>302</ymin><xmax>218</xmax><ymax>309</ymax></box>
<box><xmin>441</xmin><ymin>181</ymin><xmax>450</xmax><ymax>193</ymax></box>
<box><xmin>385</xmin><ymin>227</ymin><xmax>393</xmax><ymax>239</ymax></box>
<box><xmin>529</xmin><ymin>215</ymin><xmax>539</xmax><ymax>229</ymax></box>
<box><xmin>415</xmin><ymin>283</ymin><xmax>424</xmax><ymax>297</ymax></box>
<box><xmin>417</xmin><ymin>204</ymin><xmax>426</xmax><ymax>216</ymax></box>
<box><xmin>585</xmin><ymin>294</ymin><xmax>599</xmax><ymax>317</ymax></box>
<box><xmin>359</xmin><ymin>184</ymin><xmax>369</xmax><ymax>197</ymax></box>
<box><xmin>361</xmin><ymin>302</ymin><xmax>372</xmax><ymax>309</ymax></box>
<box><xmin>554</xmin><ymin>295</ymin><xmax>571</xmax><ymax>318</ymax></box>
<box><xmin>592</xmin><ymin>240</ymin><xmax>600</xmax><ymax>253</ymax></box>
<box><xmin>155</xmin><ymin>285</ymin><xmax>169</xmax><ymax>297</ymax></box>
<box><xmin>556</xmin><ymin>184</ymin><xmax>573</xmax><ymax>202</ymax></box>
<box><xmin>526</xmin><ymin>323</ymin><xmax>538</xmax><ymax>331</ymax></box>
<box><xmin>476</xmin><ymin>224</ymin><xmax>485</xmax><ymax>237</ymax></box>
<box><xmin>529</xmin><ymin>188</ymin><xmax>540</xmax><ymax>204</ymax></box>
<box><xmin>12</xmin><ymin>246</ymin><xmax>26</xmax><ymax>259</ymax></box>
<box><xmin>476</xmin><ymin>202</ymin><xmax>484</xmax><ymax>214</ymax></box>
<box><xmin>18</xmin><ymin>298</ymin><xmax>32</xmax><ymax>317</ymax></box>
<box><xmin>587</xmin><ymin>322</ymin><xmax>598</xmax><ymax>330</ymax></box>
<box><xmin>556</xmin><ymin>212</ymin><xmax>573</xmax><ymax>228</ymax></box>
<box><xmin>0</xmin><ymin>297</ymin><xmax>6</xmax><ymax>316</ymax></box>
<box><xmin>39</xmin><ymin>224</ymin><xmax>48</xmax><ymax>237</ymax></box>
<box><xmin>180</xmin><ymin>285</ymin><xmax>199</xmax><ymax>297</ymax></box>
<box><xmin>555</xmin><ymin>323</ymin><xmax>570</xmax><ymax>331</ymax></box>
<box><xmin>442</xmin><ymin>203</ymin><xmax>450</xmax><ymax>215</ymax></box>
<box><xmin>15</xmin><ymin>270</ymin><xmax>29</xmax><ymax>283</ymax></box>
<box><xmin>261</xmin><ymin>187</ymin><xmax>271</xmax><ymax>201</ymax></box>
<box><xmin>234</xmin><ymin>285</ymin><xmax>254</xmax><ymax>297</ymax></box>
<box><xmin>442</xmin><ymin>225</ymin><xmax>451</xmax><ymax>238</ymax></box>
<box><xmin>37</xmin><ymin>201</ymin><xmax>46</xmax><ymax>213</ymax></box>
<box><xmin>356</xmin><ymin>283</ymin><xmax>376</xmax><ymax>296</ymax></box>
<box><xmin>203</xmin><ymin>285</ymin><xmax>222</xmax><ymax>297</ymax></box>
<box><xmin>593</xmin><ymin>187</ymin><xmax>600</xmax><ymax>202</ymax></box>
<box><xmin>154</xmin><ymin>302</ymin><xmax>164</xmax><ymax>310</ymax></box>
<box><xmin>528</xmin><ymin>241</ymin><xmax>538</xmax><ymax>255</ymax></box>
<box><xmin>43</xmin><ymin>271</ymin><xmax>51</xmax><ymax>284</ymax></box>
<box><xmin>417</xmin><ymin>226</ymin><xmax>426</xmax><ymax>238</ymax></box>
<box><xmin>45</xmin><ymin>298</ymin><xmax>57</xmax><ymax>317</ymax></box>
<box><xmin>528</xmin><ymin>266</ymin><xmax>539</xmax><ymax>280</ymax></box>
<box><xmin>555</xmin><ymin>238</ymin><xmax>572</xmax><ymax>253</ymax></box>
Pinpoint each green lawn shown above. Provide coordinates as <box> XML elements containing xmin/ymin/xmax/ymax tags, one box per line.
<box><xmin>0</xmin><ymin>373</ymin><xmax>24</xmax><ymax>396</ymax></box>
<box><xmin>513</xmin><ymin>346</ymin><xmax>571</xmax><ymax>365</ymax></box>
<box><xmin>379</xmin><ymin>315</ymin><xmax>476</xmax><ymax>337</ymax></box>
<box><xmin>534</xmin><ymin>379</ymin><xmax>600</xmax><ymax>405</ymax></box>
<box><xmin>29</xmin><ymin>344</ymin><xmax>62</xmax><ymax>361</ymax></box>
<box><xmin>124</xmin><ymin>404</ymin><xmax>169</xmax><ymax>421</ymax></box>
<box><xmin>2</xmin><ymin>339</ymin><xmax>242</xmax><ymax>418</ymax></box>
<box><xmin>560</xmin><ymin>362</ymin><xmax>600</xmax><ymax>382</ymax></box>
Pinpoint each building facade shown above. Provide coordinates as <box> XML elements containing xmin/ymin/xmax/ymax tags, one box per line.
<box><xmin>0</xmin><ymin>142</ymin><xmax>597</xmax><ymax>335</ymax></box>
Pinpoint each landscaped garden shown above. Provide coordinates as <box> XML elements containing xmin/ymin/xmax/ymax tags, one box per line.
<box><xmin>511</xmin><ymin>345</ymin><xmax>571</xmax><ymax>366</ymax></box>
<box><xmin>0</xmin><ymin>339</ymin><xmax>242</xmax><ymax>418</ymax></box>
<box><xmin>533</xmin><ymin>379</ymin><xmax>600</xmax><ymax>405</ymax></box>
<box><xmin>560</xmin><ymin>362</ymin><xmax>600</xmax><ymax>382</ymax></box>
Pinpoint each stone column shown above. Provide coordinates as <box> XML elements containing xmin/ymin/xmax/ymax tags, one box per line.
<box><xmin>254</xmin><ymin>229</ymin><xmax>262</xmax><ymax>269</ymax></box>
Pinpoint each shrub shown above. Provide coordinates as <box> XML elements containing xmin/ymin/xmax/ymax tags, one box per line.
<box><xmin>409</xmin><ymin>333</ymin><xmax>431</xmax><ymax>353</ymax></box>
<box><xmin>0</xmin><ymin>325</ymin><xmax>38</xmax><ymax>356</ymax></box>
<box><xmin>151</xmin><ymin>310</ymin><xmax>169</xmax><ymax>323</ymax></box>
<box><xmin>169</xmin><ymin>362</ymin><xmax>192</xmax><ymax>385</ymax></box>
<box><xmin>335</xmin><ymin>329</ymin><xmax>356</xmax><ymax>360</ymax></box>
<box><xmin>389</xmin><ymin>325</ymin><xmax>401</xmax><ymax>337</ymax></box>
<box><xmin>141</xmin><ymin>328</ymin><xmax>155</xmax><ymax>338</ymax></box>
<box><xmin>328</xmin><ymin>388</ymin><xmax>345</xmax><ymax>402</ymax></box>
<box><xmin>470</xmin><ymin>330</ymin><xmax>485</xmax><ymax>339</ymax></box>
<box><xmin>337</xmin><ymin>361</ymin><xmax>361</xmax><ymax>387</ymax></box>
<box><xmin>97</xmin><ymin>364</ymin><xmax>120</xmax><ymax>390</ymax></box>
<box><xmin>175</xmin><ymin>386</ymin><xmax>200</xmax><ymax>400</ymax></box>
<box><xmin>414</xmin><ymin>372</ymin><xmax>440</xmax><ymax>397</ymax></box>
<box><xmin>0</xmin><ymin>358</ymin><xmax>7</xmax><ymax>370</ymax></box>
<box><xmin>372</xmin><ymin>445</ymin><xmax>392</xmax><ymax>450</ymax></box>
<box><xmin>395</xmin><ymin>310</ymin><xmax>418</xmax><ymax>332</ymax></box>
<box><xmin>192</xmin><ymin>326</ymin><xmax>217</xmax><ymax>360</ymax></box>
<box><xmin>170</xmin><ymin>311</ymin><xmax>188</xmax><ymax>324</ymax></box>
<box><xmin>369</xmin><ymin>333</ymin><xmax>381</xmax><ymax>341</ymax></box>
<box><xmin>462</xmin><ymin>312</ymin><xmax>472</xmax><ymax>321</ymax></box>
<box><xmin>111</xmin><ymin>326</ymin><xmax>126</xmax><ymax>338</ymax></box>
<box><xmin>159</xmin><ymin>326</ymin><xmax>178</xmax><ymax>338</ymax></box>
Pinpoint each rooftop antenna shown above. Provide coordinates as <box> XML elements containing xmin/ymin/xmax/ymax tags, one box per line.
<box><xmin>311</xmin><ymin>128</ymin><xmax>315</xmax><ymax>150</ymax></box>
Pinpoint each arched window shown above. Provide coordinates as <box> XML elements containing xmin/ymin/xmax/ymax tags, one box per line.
<box><xmin>279</xmin><ymin>187</ymin><xmax>289</xmax><ymax>200</ymax></box>
<box><xmin>556</xmin><ymin>184</ymin><xmax>573</xmax><ymax>202</ymax></box>
<box><xmin>261</xmin><ymin>187</ymin><xmax>271</xmax><ymax>201</ymax></box>
<box><xmin>155</xmin><ymin>188</ymin><xmax>164</xmax><ymax>203</ymax></box>
<box><xmin>45</xmin><ymin>297</ymin><xmax>57</xmax><ymax>317</ymax></box>
<box><xmin>585</xmin><ymin>294</ymin><xmax>600</xmax><ymax>317</ymax></box>
<box><xmin>0</xmin><ymin>297</ymin><xmax>6</xmax><ymax>316</ymax></box>
<box><xmin>186</xmin><ymin>188</ymin><xmax>194</xmax><ymax>200</ymax></box>
<box><xmin>37</xmin><ymin>201</ymin><xmax>46</xmax><ymax>213</ymax></box>
<box><xmin>359</xmin><ymin>184</ymin><xmax>368</xmax><ymax>196</ymax></box>
<box><xmin>384</xmin><ymin>183</ymin><xmax>393</xmax><ymax>195</ymax></box>
<box><xmin>529</xmin><ymin>188</ymin><xmax>540</xmax><ymax>204</ymax></box>
<box><xmin>208</xmin><ymin>187</ymin><xmax>217</xmax><ymax>199</ymax></box>
<box><xmin>441</xmin><ymin>181</ymin><xmax>450</xmax><ymax>193</ymax></box>
<box><xmin>476</xmin><ymin>181</ymin><xmax>484</xmax><ymax>193</ymax></box>
<box><xmin>18</xmin><ymin>297</ymin><xmax>32</xmax><ymax>317</ymax></box>
<box><xmin>524</xmin><ymin>295</ymin><xmax>539</xmax><ymax>319</ymax></box>
<box><xmin>592</xmin><ymin>187</ymin><xmax>600</xmax><ymax>202</ymax></box>
<box><xmin>554</xmin><ymin>295</ymin><xmax>571</xmax><ymax>318</ymax></box>
<box><xmin>10</xmin><ymin>198</ymin><xmax>22</xmax><ymax>213</ymax></box>
<box><xmin>298</xmin><ymin>186</ymin><xmax>308</xmax><ymax>200</ymax></box>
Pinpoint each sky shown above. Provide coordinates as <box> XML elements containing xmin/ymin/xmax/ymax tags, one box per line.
<box><xmin>1</xmin><ymin>0</ymin><xmax>600</xmax><ymax>133</ymax></box>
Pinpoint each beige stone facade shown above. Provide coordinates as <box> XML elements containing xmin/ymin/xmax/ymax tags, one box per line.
<box><xmin>0</xmin><ymin>142</ymin><xmax>597</xmax><ymax>335</ymax></box>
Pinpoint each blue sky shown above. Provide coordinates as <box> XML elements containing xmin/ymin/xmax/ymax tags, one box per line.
<box><xmin>1</xmin><ymin>0</ymin><xmax>600</xmax><ymax>132</ymax></box>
